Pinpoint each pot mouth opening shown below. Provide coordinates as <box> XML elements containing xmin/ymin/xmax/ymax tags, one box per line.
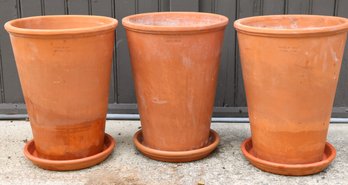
<box><xmin>122</xmin><ymin>12</ymin><xmax>228</xmax><ymax>33</ymax></box>
<box><xmin>5</xmin><ymin>15</ymin><xmax>118</xmax><ymax>36</ymax></box>
<box><xmin>234</xmin><ymin>15</ymin><xmax>348</xmax><ymax>36</ymax></box>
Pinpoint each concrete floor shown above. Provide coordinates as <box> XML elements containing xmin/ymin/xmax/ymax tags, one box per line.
<box><xmin>0</xmin><ymin>120</ymin><xmax>347</xmax><ymax>185</ymax></box>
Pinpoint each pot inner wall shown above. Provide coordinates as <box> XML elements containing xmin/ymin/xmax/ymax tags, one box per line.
<box><xmin>122</xmin><ymin>12</ymin><xmax>228</xmax><ymax>33</ymax></box>
<box><xmin>234</xmin><ymin>15</ymin><xmax>348</xmax><ymax>36</ymax></box>
<box><xmin>127</xmin><ymin>13</ymin><xmax>226</xmax><ymax>27</ymax></box>
<box><xmin>240</xmin><ymin>16</ymin><xmax>346</xmax><ymax>30</ymax></box>
<box><xmin>10</xmin><ymin>16</ymin><xmax>113</xmax><ymax>30</ymax></box>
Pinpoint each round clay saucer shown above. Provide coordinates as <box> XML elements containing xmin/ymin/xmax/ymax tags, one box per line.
<box><xmin>24</xmin><ymin>133</ymin><xmax>115</xmax><ymax>171</ymax></box>
<box><xmin>241</xmin><ymin>137</ymin><xmax>336</xmax><ymax>176</ymax></box>
<box><xmin>133</xmin><ymin>129</ymin><xmax>220</xmax><ymax>162</ymax></box>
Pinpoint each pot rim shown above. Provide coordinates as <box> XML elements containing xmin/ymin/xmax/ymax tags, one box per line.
<box><xmin>234</xmin><ymin>14</ymin><xmax>348</xmax><ymax>37</ymax></box>
<box><xmin>4</xmin><ymin>15</ymin><xmax>118</xmax><ymax>36</ymax></box>
<box><xmin>122</xmin><ymin>12</ymin><xmax>229</xmax><ymax>34</ymax></box>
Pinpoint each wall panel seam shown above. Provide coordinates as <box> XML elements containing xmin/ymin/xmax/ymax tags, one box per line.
<box><xmin>112</xmin><ymin>0</ymin><xmax>118</xmax><ymax>103</ymax></box>
<box><xmin>0</xmin><ymin>44</ymin><xmax>4</xmax><ymax>103</ymax></box>
<box><xmin>260</xmin><ymin>0</ymin><xmax>264</xmax><ymax>15</ymax></box>
<box><xmin>334</xmin><ymin>0</ymin><xmax>339</xmax><ymax>16</ymax></box>
<box><xmin>64</xmin><ymin>0</ymin><xmax>68</xmax><ymax>14</ymax></box>
<box><xmin>16</xmin><ymin>0</ymin><xmax>22</xmax><ymax>18</ymax></box>
<box><xmin>88</xmin><ymin>0</ymin><xmax>92</xmax><ymax>15</ymax></box>
<box><xmin>40</xmin><ymin>0</ymin><xmax>45</xmax><ymax>15</ymax></box>
<box><xmin>233</xmin><ymin>0</ymin><xmax>240</xmax><ymax>106</ymax></box>
<box><xmin>309</xmin><ymin>0</ymin><xmax>313</xmax><ymax>14</ymax></box>
<box><xmin>135</xmin><ymin>0</ymin><xmax>139</xmax><ymax>13</ymax></box>
<box><xmin>284</xmin><ymin>0</ymin><xmax>288</xmax><ymax>14</ymax></box>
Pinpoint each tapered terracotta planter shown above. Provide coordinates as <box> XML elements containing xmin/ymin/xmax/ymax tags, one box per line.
<box><xmin>5</xmin><ymin>15</ymin><xmax>117</xmax><ymax>170</ymax></box>
<box><xmin>123</xmin><ymin>12</ymin><xmax>228</xmax><ymax>162</ymax></box>
<box><xmin>235</xmin><ymin>15</ymin><xmax>348</xmax><ymax>175</ymax></box>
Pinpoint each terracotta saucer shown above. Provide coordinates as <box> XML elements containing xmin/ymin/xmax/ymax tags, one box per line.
<box><xmin>23</xmin><ymin>133</ymin><xmax>115</xmax><ymax>171</ymax></box>
<box><xmin>241</xmin><ymin>137</ymin><xmax>336</xmax><ymax>176</ymax></box>
<box><xmin>133</xmin><ymin>129</ymin><xmax>220</xmax><ymax>162</ymax></box>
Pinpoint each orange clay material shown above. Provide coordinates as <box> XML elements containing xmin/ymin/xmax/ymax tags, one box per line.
<box><xmin>5</xmin><ymin>15</ymin><xmax>117</xmax><ymax>160</ymax></box>
<box><xmin>123</xmin><ymin>12</ymin><xmax>228</xmax><ymax>161</ymax></box>
<box><xmin>235</xmin><ymin>15</ymin><xmax>348</xmax><ymax>165</ymax></box>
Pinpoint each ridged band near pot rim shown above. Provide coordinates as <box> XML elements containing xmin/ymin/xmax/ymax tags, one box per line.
<box><xmin>234</xmin><ymin>14</ymin><xmax>348</xmax><ymax>37</ymax></box>
<box><xmin>122</xmin><ymin>12</ymin><xmax>229</xmax><ymax>34</ymax></box>
<box><xmin>4</xmin><ymin>15</ymin><xmax>118</xmax><ymax>38</ymax></box>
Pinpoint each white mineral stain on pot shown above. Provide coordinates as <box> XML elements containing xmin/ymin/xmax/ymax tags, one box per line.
<box><xmin>152</xmin><ymin>97</ymin><xmax>167</xmax><ymax>104</ymax></box>
<box><xmin>289</xmin><ymin>18</ymin><xmax>298</xmax><ymax>29</ymax></box>
<box><xmin>321</xmin><ymin>49</ymin><xmax>328</xmax><ymax>72</ymax></box>
<box><xmin>182</xmin><ymin>57</ymin><xmax>192</xmax><ymax>68</ymax></box>
<box><xmin>53</xmin><ymin>80</ymin><xmax>62</xmax><ymax>84</ymax></box>
<box><xmin>330</xmin><ymin>47</ymin><xmax>338</xmax><ymax>63</ymax></box>
<box><xmin>28</xmin><ymin>42</ymin><xmax>39</xmax><ymax>61</ymax></box>
<box><xmin>140</xmin><ymin>96</ymin><xmax>147</xmax><ymax>109</ymax></box>
<box><xmin>130</xmin><ymin>15</ymin><xmax>222</xmax><ymax>27</ymax></box>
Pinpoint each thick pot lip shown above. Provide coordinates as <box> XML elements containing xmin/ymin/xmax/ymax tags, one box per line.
<box><xmin>122</xmin><ymin>12</ymin><xmax>229</xmax><ymax>34</ymax></box>
<box><xmin>4</xmin><ymin>15</ymin><xmax>118</xmax><ymax>37</ymax></box>
<box><xmin>234</xmin><ymin>14</ymin><xmax>348</xmax><ymax>37</ymax></box>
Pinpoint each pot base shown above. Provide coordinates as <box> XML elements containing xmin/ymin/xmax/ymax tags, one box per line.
<box><xmin>241</xmin><ymin>137</ymin><xmax>336</xmax><ymax>176</ymax></box>
<box><xmin>23</xmin><ymin>133</ymin><xmax>115</xmax><ymax>171</ymax></box>
<box><xmin>133</xmin><ymin>129</ymin><xmax>220</xmax><ymax>162</ymax></box>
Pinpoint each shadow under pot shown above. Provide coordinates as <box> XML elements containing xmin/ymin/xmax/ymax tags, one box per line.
<box><xmin>5</xmin><ymin>15</ymin><xmax>118</xmax><ymax>171</ymax></box>
<box><xmin>122</xmin><ymin>12</ymin><xmax>228</xmax><ymax>162</ymax></box>
<box><xmin>234</xmin><ymin>15</ymin><xmax>348</xmax><ymax>176</ymax></box>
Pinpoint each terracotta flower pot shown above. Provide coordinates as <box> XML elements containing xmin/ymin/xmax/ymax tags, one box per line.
<box><xmin>235</xmin><ymin>15</ymin><xmax>348</xmax><ymax>175</ymax></box>
<box><xmin>5</xmin><ymin>15</ymin><xmax>117</xmax><ymax>170</ymax></box>
<box><xmin>123</xmin><ymin>12</ymin><xmax>228</xmax><ymax>162</ymax></box>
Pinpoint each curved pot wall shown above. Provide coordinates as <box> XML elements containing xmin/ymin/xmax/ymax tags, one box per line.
<box><xmin>235</xmin><ymin>15</ymin><xmax>348</xmax><ymax>164</ymax></box>
<box><xmin>5</xmin><ymin>15</ymin><xmax>117</xmax><ymax>160</ymax></box>
<box><xmin>123</xmin><ymin>12</ymin><xmax>228</xmax><ymax>152</ymax></box>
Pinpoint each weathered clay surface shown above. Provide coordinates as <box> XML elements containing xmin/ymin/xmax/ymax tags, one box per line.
<box><xmin>123</xmin><ymin>12</ymin><xmax>228</xmax><ymax>162</ymax></box>
<box><xmin>235</xmin><ymin>15</ymin><xmax>348</xmax><ymax>166</ymax></box>
<box><xmin>5</xmin><ymin>16</ymin><xmax>117</xmax><ymax>163</ymax></box>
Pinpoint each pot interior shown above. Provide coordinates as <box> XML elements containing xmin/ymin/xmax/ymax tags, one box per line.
<box><xmin>239</xmin><ymin>15</ymin><xmax>347</xmax><ymax>30</ymax></box>
<box><xmin>10</xmin><ymin>16</ymin><xmax>114</xmax><ymax>30</ymax></box>
<box><xmin>127</xmin><ymin>12</ymin><xmax>227</xmax><ymax>27</ymax></box>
